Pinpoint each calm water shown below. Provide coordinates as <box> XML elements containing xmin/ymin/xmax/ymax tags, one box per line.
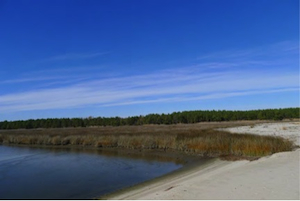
<box><xmin>0</xmin><ymin>145</ymin><xmax>183</xmax><ymax>199</ymax></box>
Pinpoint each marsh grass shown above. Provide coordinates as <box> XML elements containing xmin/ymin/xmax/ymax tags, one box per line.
<box><xmin>0</xmin><ymin>122</ymin><xmax>295</xmax><ymax>158</ymax></box>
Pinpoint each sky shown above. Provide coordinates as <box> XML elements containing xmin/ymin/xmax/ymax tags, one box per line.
<box><xmin>0</xmin><ymin>0</ymin><xmax>299</xmax><ymax>121</ymax></box>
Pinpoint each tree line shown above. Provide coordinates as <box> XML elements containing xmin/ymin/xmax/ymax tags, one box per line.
<box><xmin>0</xmin><ymin>107</ymin><xmax>299</xmax><ymax>129</ymax></box>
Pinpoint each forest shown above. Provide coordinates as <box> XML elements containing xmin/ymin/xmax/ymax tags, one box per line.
<box><xmin>0</xmin><ymin>107</ymin><xmax>299</xmax><ymax>129</ymax></box>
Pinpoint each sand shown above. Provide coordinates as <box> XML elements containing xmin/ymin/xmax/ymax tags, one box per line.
<box><xmin>106</xmin><ymin>122</ymin><xmax>300</xmax><ymax>200</ymax></box>
<box><xmin>221</xmin><ymin>122</ymin><xmax>300</xmax><ymax>146</ymax></box>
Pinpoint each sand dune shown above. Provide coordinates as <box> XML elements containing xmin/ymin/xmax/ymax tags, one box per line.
<box><xmin>107</xmin><ymin>122</ymin><xmax>300</xmax><ymax>200</ymax></box>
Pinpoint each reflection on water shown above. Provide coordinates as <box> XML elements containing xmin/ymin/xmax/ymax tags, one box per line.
<box><xmin>0</xmin><ymin>145</ymin><xmax>183</xmax><ymax>199</ymax></box>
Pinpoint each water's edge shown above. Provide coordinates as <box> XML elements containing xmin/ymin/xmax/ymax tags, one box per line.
<box><xmin>0</xmin><ymin>144</ymin><xmax>211</xmax><ymax>199</ymax></box>
<box><xmin>100</xmin><ymin>157</ymin><xmax>216</xmax><ymax>199</ymax></box>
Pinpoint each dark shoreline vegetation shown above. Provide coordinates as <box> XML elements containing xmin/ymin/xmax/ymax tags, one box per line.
<box><xmin>0</xmin><ymin>108</ymin><xmax>299</xmax><ymax>129</ymax></box>
<box><xmin>0</xmin><ymin>121</ymin><xmax>297</xmax><ymax>159</ymax></box>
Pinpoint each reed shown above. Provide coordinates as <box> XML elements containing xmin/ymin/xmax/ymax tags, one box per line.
<box><xmin>0</xmin><ymin>125</ymin><xmax>294</xmax><ymax>159</ymax></box>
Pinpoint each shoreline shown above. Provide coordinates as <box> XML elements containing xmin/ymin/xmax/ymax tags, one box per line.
<box><xmin>104</xmin><ymin>122</ymin><xmax>300</xmax><ymax>200</ymax></box>
<box><xmin>104</xmin><ymin>149</ymin><xmax>299</xmax><ymax>200</ymax></box>
<box><xmin>101</xmin><ymin>157</ymin><xmax>232</xmax><ymax>199</ymax></box>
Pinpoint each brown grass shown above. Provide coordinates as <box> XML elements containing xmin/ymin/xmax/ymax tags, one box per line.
<box><xmin>0</xmin><ymin>121</ymin><xmax>295</xmax><ymax>158</ymax></box>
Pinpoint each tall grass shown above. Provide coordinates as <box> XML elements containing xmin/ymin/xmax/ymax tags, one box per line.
<box><xmin>0</xmin><ymin>126</ymin><xmax>294</xmax><ymax>158</ymax></box>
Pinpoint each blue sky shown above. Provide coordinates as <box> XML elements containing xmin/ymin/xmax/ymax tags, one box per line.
<box><xmin>0</xmin><ymin>0</ymin><xmax>299</xmax><ymax>121</ymax></box>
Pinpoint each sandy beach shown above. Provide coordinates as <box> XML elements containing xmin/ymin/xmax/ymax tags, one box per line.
<box><xmin>106</xmin><ymin>122</ymin><xmax>300</xmax><ymax>200</ymax></box>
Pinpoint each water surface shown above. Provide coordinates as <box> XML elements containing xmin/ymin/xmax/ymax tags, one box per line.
<box><xmin>0</xmin><ymin>145</ymin><xmax>183</xmax><ymax>199</ymax></box>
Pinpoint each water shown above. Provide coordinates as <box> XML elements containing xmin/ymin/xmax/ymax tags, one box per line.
<box><xmin>0</xmin><ymin>145</ymin><xmax>183</xmax><ymax>199</ymax></box>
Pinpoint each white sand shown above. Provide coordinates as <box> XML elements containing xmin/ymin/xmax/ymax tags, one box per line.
<box><xmin>108</xmin><ymin>122</ymin><xmax>300</xmax><ymax>200</ymax></box>
<box><xmin>221</xmin><ymin>122</ymin><xmax>300</xmax><ymax>146</ymax></box>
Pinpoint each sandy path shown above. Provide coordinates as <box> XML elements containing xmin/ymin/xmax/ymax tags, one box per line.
<box><xmin>107</xmin><ymin>122</ymin><xmax>300</xmax><ymax>200</ymax></box>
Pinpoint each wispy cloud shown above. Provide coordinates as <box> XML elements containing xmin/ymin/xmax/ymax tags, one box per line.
<box><xmin>40</xmin><ymin>52</ymin><xmax>109</xmax><ymax>62</ymax></box>
<box><xmin>0</xmin><ymin>65</ymin><xmax>111</xmax><ymax>86</ymax></box>
<box><xmin>0</xmin><ymin>68</ymin><xmax>298</xmax><ymax>112</ymax></box>
<box><xmin>0</xmin><ymin>75</ymin><xmax>78</xmax><ymax>84</ymax></box>
<box><xmin>0</xmin><ymin>41</ymin><xmax>298</xmax><ymax>113</ymax></box>
<box><xmin>197</xmin><ymin>41</ymin><xmax>299</xmax><ymax>62</ymax></box>
<box><xmin>102</xmin><ymin>88</ymin><xmax>298</xmax><ymax>107</ymax></box>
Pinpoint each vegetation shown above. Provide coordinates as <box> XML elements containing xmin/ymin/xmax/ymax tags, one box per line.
<box><xmin>0</xmin><ymin>123</ymin><xmax>296</xmax><ymax>158</ymax></box>
<box><xmin>0</xmin><ymin>108</ymin><xmax>299</xmax><ymax>129</ymax></box>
